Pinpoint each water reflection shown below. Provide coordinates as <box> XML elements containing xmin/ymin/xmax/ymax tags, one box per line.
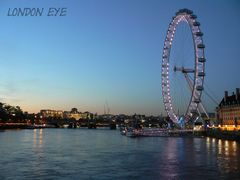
<box><xmin>206</xmin><ymin>137</ymin><xmax>238</xmax><ymax>157</ymax></box>
<box><xmin>33</xmin><ymin>129</ymin><xmax>43</xmax><ymax>148</ymax></box>
<box><xmin>0</xmin><ymin>130</ymin><xmax>240</xmax><ymax>179</ymax></box>
<box><xmin>158</xmin><ymin>137</ymin><xmax>240</xmax><ymax>179</ymax></box>
<box><xmin>160</xmin><ymin>138</ymin><xmax>180</xmax><ymax>178</ymax></box>
<box><xmin>205</xmin><ymin>137</ymin><xmax>239</xmax><ymax>174</ymax></box>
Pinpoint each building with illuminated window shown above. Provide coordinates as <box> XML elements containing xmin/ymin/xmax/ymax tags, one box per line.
<box><xmin>63</xmin><ymin>109</ymin><xmax>91</xmax><ymax>120</ymax></box>
<box><xmin>39</xmin><ymin>108</ymin><xmax>93</xmax><ymax>120</ymax></box>
<box><xmin>216</xmin><ymin>88</ymin><xmax>240</xmax><ymax>130</ymax></box>
<box><xmin>63</xmin><ymin>112</ymin><xmax>82</xmax><ymax>120</ymax></box>
<box><xmin>40</xmin><ymin>109</ymin><xmax>64</xmax><ymax>118</ymax></box>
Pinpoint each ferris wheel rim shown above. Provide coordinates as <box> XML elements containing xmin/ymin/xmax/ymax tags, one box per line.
<box><xmin>161</xmin><ymin>9</ymin><xmax>206</xmax><ymax>123</ymax></box>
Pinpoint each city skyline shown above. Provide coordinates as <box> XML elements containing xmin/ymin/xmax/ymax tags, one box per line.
<box><xmin>0</xmin><ymin>0</ymin><xmax>240</xmax><ymax>115</ymax></box>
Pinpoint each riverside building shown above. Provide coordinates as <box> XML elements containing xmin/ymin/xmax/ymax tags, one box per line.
<box><xmin>40</xmin><ymin>109</ymin><xmax>64</xmax><ymax>118</ymax></box>
<box><xmin>216</xmin><ymin>88</ymin><xmax>240</xmax><ymax>130</ymax></box>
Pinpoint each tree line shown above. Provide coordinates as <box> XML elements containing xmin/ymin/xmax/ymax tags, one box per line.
<box><xmin>0</xmin><ymin>102</ymin><xmax>34</xmax><ymax>123</ymax></box>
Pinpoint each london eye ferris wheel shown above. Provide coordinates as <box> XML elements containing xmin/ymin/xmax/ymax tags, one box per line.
<box><xmin>161</xmin><ymin>9</ymin><xmax>206</xmax><ymax>123</ymax></box>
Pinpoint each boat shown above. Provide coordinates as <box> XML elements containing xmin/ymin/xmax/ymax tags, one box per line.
<box><xmin>122</xmin><ymin>128</ymin><xmax>193</xmax><ymax>137</ymax></box>
<box><xmin>62</xmin><ymin>124</ymin><xmax>69</xmax><ymax>128</ymax></box>
<box><xmin>120</xmin><ymin>129</ymin><xmax>127</xmax><ymax>135</ymax></box>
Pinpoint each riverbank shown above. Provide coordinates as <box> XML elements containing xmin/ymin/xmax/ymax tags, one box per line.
<box><xmin>193</xmin><ymin>129</ymin><xmax>240</xmax><ymax>142</ymax></box>
<box><xmin>0</xmin><ymin>123</ymin><xmax>56</xmax><ymax>129</ymax></box>
<box><xmin>205</xmin><ymin>128</ymin><xmax>240</xmax><ymax>142</ymax></box>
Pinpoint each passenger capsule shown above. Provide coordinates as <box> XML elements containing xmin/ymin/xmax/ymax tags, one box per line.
<box><xmin>178</xmin><ymin>9</ymin><xmax>184</xmax><ymax>12</ymax></box>
<box><xmin>193</xmin><ymin>21</ymin><xmax>200</xmax><ymax>26</ymax></box>
<box><xmin>186</xmin><ymin>9</ymin><xmax>193</xmax><ymax>14</ymax></box>
<box><xmin>195</xmin><ymin>32</ymin><xmax>203</xmax><ymax>36</ymax></box>
<box><xmin>196</xmin><ymin>86</ymin><xmax>204</xmax><ymax>91</ymax></box>
<box><xmin>198</xmin><ymin>57</ymin><xmax>206</xmax><ymax>62</ymax></box>
<box><xmin>176</xmin><ymin>10</ymin><xmax>183</xmax><ymax>15</ymax></box>
<box><xmin>198</xmin><ymin>72</ymin><xmax>205</xmax><ymax>77</ymax></box>
<box><xmin>190</xmin><ymin>14</ymin><xmax>197</xmax><ymax>19</ymax></box>
<box><xmin>194</xmin><ymin>99</ymin><xmax>201</xmax><ymax>103</ymax></box>
<box><xmin>197</xmin><ymin>44</ymin><xmax>205</xmax><ymax>49</ymax></box>
<box><xmin>182</xmin><ymin>8</ymin><xmax>188</xmax><ymax>13</ymax></box>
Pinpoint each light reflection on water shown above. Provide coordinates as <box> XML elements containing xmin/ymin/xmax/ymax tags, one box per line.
<box><xmin>0</xmin><ymin>129</ymin><xmax>240</xmax><ymax>179</ymax></box>
<box><xmin>33</xmin><ymin>128</ymin><xmax>43</xmax><ymax>148</ymax></box>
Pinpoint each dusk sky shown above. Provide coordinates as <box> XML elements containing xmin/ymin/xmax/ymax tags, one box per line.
<box><xmin>0</xmin><ymin>0</ymin><xmax>239</xmax><ymax>115</ymax></box>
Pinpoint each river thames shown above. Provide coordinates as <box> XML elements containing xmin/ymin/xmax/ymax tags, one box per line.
<box><xmin>0</xmin><ymin>129</ymin><xmax>239</xmax><ymax>179</ymax></box>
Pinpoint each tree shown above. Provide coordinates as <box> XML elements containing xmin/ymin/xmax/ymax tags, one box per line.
<box><xmin>0</xmin><ymin>102</ymin><xmax>8</xmax><ymax>122</ymax></box>
<box><xmin>0</xmin><ymin>103</ymin><xmax>25</xmax><ymax>123</ymax></box>
<box><xmin>71</xmin><ymin>108</ymin><xmax>78</xmax><ymax>114</ymax></box>
<box><xmin>14</xmin><ymin>106</ymin><xmax>24</xmax><ymax>122</ymax></box>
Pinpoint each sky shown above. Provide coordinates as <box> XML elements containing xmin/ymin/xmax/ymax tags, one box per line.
<box><xmin>0</xmin><ymin>0</ymin><xmax>239</xmax><ymax>115</ymax></box>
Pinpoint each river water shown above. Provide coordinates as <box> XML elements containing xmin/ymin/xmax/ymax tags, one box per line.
<box><xmin>0</xmin><ymin>129</ymin><xmax>239</xmax><ymax>179</ymax></box>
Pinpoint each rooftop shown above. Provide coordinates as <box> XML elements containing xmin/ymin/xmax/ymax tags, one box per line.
<box><xmin>219</xmin><ymin>88</ymin><xmax>240</xmax><ymax>107</ymax></box>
